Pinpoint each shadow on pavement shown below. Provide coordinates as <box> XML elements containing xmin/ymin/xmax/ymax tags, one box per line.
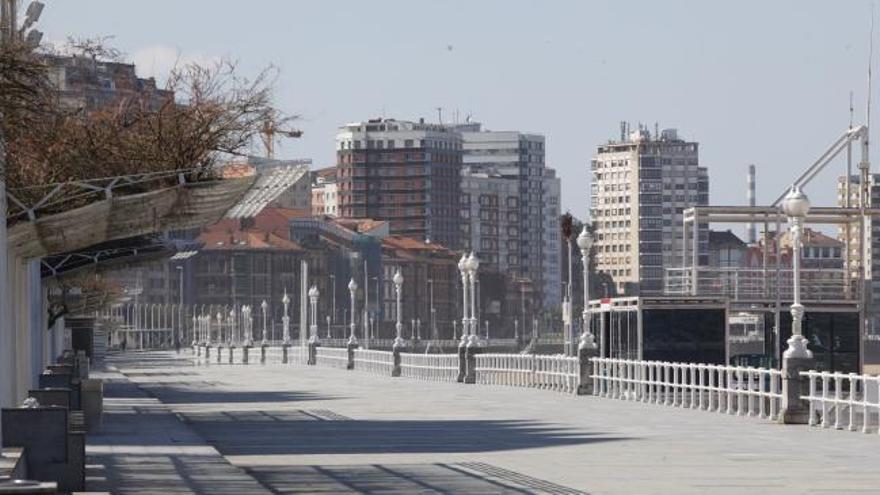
<box><xmin>181</xmin><ymin>409</ymin><xmax>629</xmax><ymax>456</ymax></box>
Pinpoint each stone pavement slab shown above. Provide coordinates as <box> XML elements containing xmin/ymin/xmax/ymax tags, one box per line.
<box><xmin>105</xmin><ymin>351</ymin><xmax>880</xmax><ymax>494</ymax></box>
<box><xmin>85</xmin><ymin>356</ymin><xmax>272</xmax><ymax>494</ymax></box>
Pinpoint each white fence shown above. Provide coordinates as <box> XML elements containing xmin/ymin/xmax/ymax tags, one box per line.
<box><xmin>592</xmin><ymin>358</ymin><xmax>783</xmax><ymax>420</ymax></box>
<box><xmin>315</xmin><ymin>347</ymin><xmax>349</xmax><ymax>369</ymax></box>
<box><xmin>353</xmin><ymin>349</ymin><xmax>394</xmax><ymax>376</ymax></box>
<box><xmin>476</xmin><ymin>354</ymin><xmax>579</xmax><ymax>394</ymax></box>
<box><xmin>803</xmin><ymin>371</ymin><xmax>880</xmax><ymax>433</ymax></box>
<box><xmin>400</xmin><ymin>353</ymin><xmax>459</xmax><ymax>382</ymax></box>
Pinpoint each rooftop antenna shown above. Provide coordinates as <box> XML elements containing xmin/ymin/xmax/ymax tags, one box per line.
<box><xmin>436</xmin><ymin>107</ymin><xmax>443</xmax><ymax>125</ymax></box>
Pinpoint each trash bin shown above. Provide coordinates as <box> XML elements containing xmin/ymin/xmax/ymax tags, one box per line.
<box><xmin>80</xmin><ymin>379</ymin><xmax>103</xmax><ymax>433</ymax></box>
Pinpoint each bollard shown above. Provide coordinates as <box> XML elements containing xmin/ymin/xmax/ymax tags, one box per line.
<box><xmin>391</xmin><ymin>346</ymin><xmax>402</xmax><ymax>377</ymax></box>
<box><xmin>779</xmin><ymin>354</ymin><xmax>814</xmax><ymax>424</ymax></box>
<box><xmin>282</xmin><ymin>344</ymin><xmax>289</xmax><ymax>364</ymax></box>
<box><xmin>204</xmin><ymin>345</ymin><xmax>211</xmax><ymax>361</ymax></box>
<box><xmin>242</xmin><ymin>346</ymin><xmax>250</xmax><ymax>365</ymax></box>
<box><xmin>307</xmin><ymin>342</ymin><xmax>318</xmax><ymax>365</ymax></box>
<box><xmin>228</xmin><ymin>346</ymin><xmax>235</xmax><ymax>365</ymax></box>
<box><xmin>261</xmin><ymin>345</ymin><xmax>267</xmax><ymax>365</ymax></box>
<box><xmin>346</xmin><ymin>342</ymin><xmax>357</xmax><ymax>370</ymax></box>
<box><xmin>577</xmin><ymin>344</ymin><xmax>599</xmax><ymax>395</ymax></box>
<box><xmin>216</xmin><ymin>346</ymin><xmax>223</xmax><ymax>364</ymax></box>
<box><xmin>456</xmin><ymin>344</ymin><xmax>466</xmax><ymax>383</ymax></box>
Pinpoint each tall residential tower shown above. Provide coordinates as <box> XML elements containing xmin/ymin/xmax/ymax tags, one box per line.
<box><xmin>590</xmin><ymin>126</ymin><xmax>709</xmax><ymax>295</ymax></box>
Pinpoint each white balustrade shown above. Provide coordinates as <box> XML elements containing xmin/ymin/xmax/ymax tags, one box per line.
<box><xmin>802</xmin><ymin>370</ymin><xmax>880</xmax><ymax>434</ymax></box>
<box><xmin>399</xmin><ymin>353</ymin><xmax>459</xmax><ymax>382</ymax></box>
<box><xmin>592</xmin><ymin>357</ymin><xmax>782</xmax><ymax>420</ymax></box>
<box><xmin>315</xmin><ymin>347</ymin><xmax>349</xmax><ymax>369</ymax></box>
<box><xmin>476</xmin><ymin>353</ymin><xmax>579</xmax><ymax>394</ymax></box>
<box><xmin>353</xmin><ymin>349</ymin><xmax>394</xmax><ymax>375</ymax></box>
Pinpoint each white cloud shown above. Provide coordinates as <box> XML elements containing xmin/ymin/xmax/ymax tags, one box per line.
<box><xmin>131</xmin><ymin>45</ymin><xmax>221</xmax><ymax>87</ymax></box>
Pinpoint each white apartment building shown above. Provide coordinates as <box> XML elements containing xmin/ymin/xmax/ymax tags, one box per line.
<box><xmin>456</xmin><ymin>123</ymin><xmax>562</xmax><ymax>307</ymax></box>
<box><xmin>590</xmin><ymin>126</ymin><xmax>709</xmax><ymax>295</ymax></box>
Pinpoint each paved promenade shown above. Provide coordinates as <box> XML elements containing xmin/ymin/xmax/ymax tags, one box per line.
<box><xmin>88</xmin><ymin>351</ymin><xmax>880</xmax><ymax>494</ymax></box>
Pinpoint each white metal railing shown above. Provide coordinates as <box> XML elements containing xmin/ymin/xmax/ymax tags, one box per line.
<box><xmin>399</xmin><ymin>353</ymin><xmax>459</xmax><ymax>382</ymax></box>
<box><xmin>315</xmin><ymin>346</ymin><xmax>349</xmax><ymax>369</ymax></box>
<box><xmin>802</xmin><ymin>371</ymin><xmax>880</xmax><ymax>433</ymax></box>
<box><xmin>592</xmin><ymin>358</ymin><xmax>782</xmax><ymax>420</ymax></box>
<box><xmin>353</xmin><ymin>349</ymin><xmax>394</xmax><ymax>376</ymax></box>
<box><xmin>476</xmin><ymin>354</ymin><xmax>579</xmax><ymax>394</ymax></box>
<box><xmin>665</xmin><ymin>267</ymin><xmax>854</xmax><ymax>301</ymax></box>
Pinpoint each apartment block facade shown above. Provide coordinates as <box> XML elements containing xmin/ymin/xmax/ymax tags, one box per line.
<box><xmin>836</xmin><ymin>175</ymin><xmax>879</xmax><ymax>309</ymax></box>
<box><xmin>456</xmin><ymin>123</ymin><xmax>561</xmax><ymax>307</ymax></box>
<box><xmin>335</xmin><ymin>119</ymin><xmax>463</xmax><ymax>249</ymax></box>
<box><xmin>591</xmin><ymin>126</ymin><xmax>709</xmax><ymax>295</ymax></box>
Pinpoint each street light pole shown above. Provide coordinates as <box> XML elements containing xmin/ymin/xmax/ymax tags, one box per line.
<box><xmin>329</xmin><ymin>274</ymin><xmax>336</xmax><ymax>324</ymax></box>
<box><xmin>466</xmin><ymin>252</ymin><xmax>480</xmax><ymax>346</ymax></box>
<box><xmin>348</xmin><ymin>278</ymin><xmax>358</xmax><ymax>346</ymax></box>
<box><xmin>458</xmin><ymin>254</ymin><xmax>469</xmax><ymax>347</ymax></box>
<box><xmin>779</xmin><ymin>184</ymin><xmax>814</xmax><ymax>424</ymax></box>
<box><xmin>308</xmin><ymin>286</ymin><xmax>320</xmax><ymax>344</ymax></box>
<box><xmin>261</xmin><ymin>300</ymin><xmax>268</xmax><ymax>346</ymax></box>
<box><xmin>282</xmin><ymin>289</ymin><xmax>291</xmax><ymax>345</ymax></box>
<box><xmin>393</xmin><ymin>269</ymin><xmax>405</xmax><ymax>349</ymax></box>
<box><xmin>577</xmin><ymin>226</ymin><xmax>597</xmax><ymax>351</ymax></box>
<box><xmin>782</xmin><ymin>185</ymin><xmax>812</xmax><ymax>359</ymax></box>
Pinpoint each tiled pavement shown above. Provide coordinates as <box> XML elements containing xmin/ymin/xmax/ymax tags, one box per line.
<box><xmin>87</xmin><ymin>351</ymin><xmax>880</xmax><ymax>494</ymax></box>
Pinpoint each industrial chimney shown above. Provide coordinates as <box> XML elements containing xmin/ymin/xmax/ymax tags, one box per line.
<box><xmin>747</xmin><ymin>164</ymin><xmax>756</xmax><ymax>244</ymax></box>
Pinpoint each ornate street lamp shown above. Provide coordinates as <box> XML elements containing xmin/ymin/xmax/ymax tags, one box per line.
<box><xmin>281</xmin><ymin>289</ymin><xmax>291</xmax><ymax>345</ymax></box>
<box><xmin>393</xmin><ymin>269</ymin><xmax>405</xmax><ymax>349</ymax></box>
<box><xmin>308</xmin><ymin>285</ymin><xmax>320</xmax><ymax>344</ymax></box>
<box><xmin>576</xmin><ymin>226</ymin><xmax>597</xmax><ymax>350</ymax></box>
<box><xmin>216</xmin><ymin>312</ymin><xmax>224</xmax><ymax>344</ymax></box>
<box><xmin>228</xmin><ymin>308</ymin><xmax>235</xmax><ymax>345</ymax></box>
<box><xmin>466</xmin><ymin>252</ymin><xmax>480</xmax><ymax>346</ymax></box>
<box><xmin>782</xmin><ymin>185</ymin><xmax>813</xmax><ymax>359</ymax></box>
<box><xmin>192</xmin><ymin>314</ymin><xmax>199</xmax><ymax>345</ymax></box>
<box><xmin>205</xmin><ymin>314</ymin><xmax>212</xmax><ymax>346</ymax></box>
<box><xmin>348</xmin><ymin>278</ymin><xmax>358</xmax><ymax>346</ymax></box>
<box><xmin>261</xmin><ymin>300</ymin><xmax>268</xmax><ymax>346</ymax></box>
<box><xmin>458</xmin><ymin>253</ymin><xmax>469</xmax><ymax>346</ymax></box>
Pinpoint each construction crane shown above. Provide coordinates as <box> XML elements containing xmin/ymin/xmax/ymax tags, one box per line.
<box><xmin>260</xmin><ymin>116</ymin><xmax>302</xmax><ymax>159</ymax></box>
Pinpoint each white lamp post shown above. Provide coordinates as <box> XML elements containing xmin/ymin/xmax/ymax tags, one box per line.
<box><xmin>228</xmin><ymin>308</ymin><xmax>235</xmax><ymax>345</ymax></box>
<box><xmin>348</xmin><ymin>278</ymin><xmax>358</xmax><ymax>345</ymax></box>
<box><xmin>782</xmin><ymin>185</ymin><xmax>813</xmax><ymax>359</ymax></box>
<box><xmin>466</xmin><ymin>252</ymin><xmax>480</xmax><ymax>346</ymax></box>
<box><xmin>458</xmin><ymin>254</ymin><xmax>469</xmax><ymax>346</ymax></box>
<box><xmin>261</xmin><ymin>300</ymin><xmax>268</xmax><ymax>346</ymax></box>
<box><xmin>326</xmin><ymin>315</ymin><xmax>331</xmax><ymax>339</ymax></box>
<box><xmin>281</xmin><ymin>289</ymin><xmax>291</xmax><ymax>345</ymax></box>
<box><xmin>205</xmin><ymin>314</ymin><xmax>212</xmax><ymax>346</ymax></box>
<box><xmin>216</xmin><ymin>312</ymin><xmax>223</xmax><ymax>344</ymax></box>
<box><xmin>393</xmin><ymin>269</ymin><xmax>405</xmax><ymax>349</ymax></box>
<box><xmin>308</xmin><ymin>285</ymin><xmax>320</xmax><ymax>344</ymax></box>
<box><xmin>577</xmin><ymin>226</ymin><xmax>597</xmax><ymax>350</ymax></box>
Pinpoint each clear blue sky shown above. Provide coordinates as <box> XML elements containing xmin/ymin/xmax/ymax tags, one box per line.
<box><xmin>40</xmin><ymin>0</ymin><xmax>876</xmax><ymax>224</ymax></box>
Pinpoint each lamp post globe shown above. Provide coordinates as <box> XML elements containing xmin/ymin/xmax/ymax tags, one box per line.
<box><xmin>576</xmin><ymin>225</ymin><xmax>593</xmax><ymax>252</ymax></box>
<box><xmin>782</xmin><ymin>185</ymin><xmax>811</xmax><ymax>219</ymax></box>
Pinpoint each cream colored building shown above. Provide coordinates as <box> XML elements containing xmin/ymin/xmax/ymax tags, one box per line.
<box><xmin>590</xmin><ymin>126</ymin><xmax>708</xmax><ymax>295</ymax></box>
